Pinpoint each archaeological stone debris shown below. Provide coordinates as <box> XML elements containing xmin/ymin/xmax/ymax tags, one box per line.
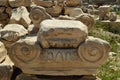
<box><xmin>0</xmin><ymin>0</ymin><xmax>111</xmax><ymax>80</ymax></box>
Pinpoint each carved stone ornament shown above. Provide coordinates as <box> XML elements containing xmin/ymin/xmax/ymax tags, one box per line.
<box><xmin>37</xmin><ymin>19</ymin><xmax>88</xmax><ymax>48</ymax></box>
<box><xmin>9</xmin><ymin>36</ymin><xmax>41</xmax><ymax>65</ymax></box>
<box><xmin>78</xmin><ymin>36</ymin><xmax>111</xmax><ymax>63</ymax></box>
<box><xmin>29</xmin><ymin>6</ymin><xmax>52</xmax><ymax>28</ymax></box>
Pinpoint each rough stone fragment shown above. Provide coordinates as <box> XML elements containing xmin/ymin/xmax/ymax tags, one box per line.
<box><xmin>0</xmin><ymin>24</ymin><xmax>28</xmax><ymax>42</ymax></box>
<box><xmin>5</xmin><ymin>7</ymin><xmax>12</xmax><ymax>17</ymax></box>
<box><xmin>64</xmin><ymin>7</ymin><xmax>75</xmax><ymax>15</ymax></box>
<box><xmin>9</xmin><ymin>6</ymin><xmax>31</xmax><ymax>28</ymax></box>
<box><xmin>37</xmin><ymin>20</ymin><xmax>88</xmax><ymax>48</ymax></box>
<box><xmin>69</xmin><ymin>8</ymin><xmax>84</xmax><ymax>17</ymax></box>
<box><xmin>0</xmin><ymin>13</ymin><xmax>9</xmax><ymax>26</ymax></box>
<box><xmin>33</xmin><ymin>0</ymin><xmax>54</xmax><ymax>8</ymax></box>
<box><xmin>0</xmin><ymin>0</ymin><xmax>8</xmax><ymax>7</ymax></box>
<box><xmin>65</xmin><ymin>0</ymin><xmax>82</xmax><ymax>7</ymax></box>
<box><xmin>99</xmin><ymin>5</ymin><xmax>110</xmax><ymax>20</ymax></box>
<box><xmin>0</xmin><ymin>56</ymin><xmax>13</xmax><ymax>80</ymax></box>
<box><xmin>0</xmin><ymin>13</ymin><xmax>9</xmax><ymax>20</ymax></box>
<box><xmin>78</xmin><ymin>36</ymin><xmax>111</xmax><ymax>63</ymax></box>
<box><xmin>109</xmin><ymin>12</ymin><xmax>117</xmax><ymax>21</ymax></box>
<box><xmin>0</xmin><ymin>7</ymin><xmax>5</xmax><ymax>13</ymax></box>
<box><xmin>0</xmin><ymin>41</ymin><xmax>7</xmax><ymax>63</ymax></box>
<box><xmin>9</xmin><ymin>0</ymin><xmax>31</xmax><ymax>7</ymax></box>
<box><xmin>46</xmin><ymin>1</ymin><xmax>62</xmax><ymax>17</ymax></box>
<box><xmin>75</xmin><ymin>14</ymin><xmax>94</xmax><ymax>31</ymax></box>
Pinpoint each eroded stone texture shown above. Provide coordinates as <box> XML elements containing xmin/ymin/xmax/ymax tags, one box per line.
<box><xmin>65</xmin><ymin>0</ymin><xmax>82</xmax><ymax>7</ymax></box>
<box><xmin>0</xmin><ymin>24</ymin><xmax>28</xmax><ymax>48</ymax></box>
<box><xmin>46</xmin><ymin>1</ymin><xmax>62</xmax><ymax>17</ymax></box>
<box><xmin>37</xmin><ymin>20</ymin><xmax>88</xmax><ymax>48</ymax></box>
<box><xmin>9</xmin><ymin>6</ymin><xmax>31</xmax><ymax>28</ymax></box>
<box><xmin>109</xmin><ymin>12</ymin><xmax>117</xmax><ymax>21</ymax></box>
<box><xmin>33</xmin><ymin>0</ymin><xmax>54</xmax><ymax>8</ymax></box>
<box><xmin>29</xmin><ymin>6</ymin><xmax>52</xmax><ymax>30</ymax></box>
<box><xmin>69</xmin><ymin>8</ymin><xmax>84</xmax><ymax>17</ymax></box>
<box><xmin>75</xmin><ymin>14</ymin><xmax>94</xmax><ymax>31</ymax></box>
<box><xmin>0</xmin><ymin>7</ymin><xmax>5</xmax><ymax>13</ymax></box>
<box><xmin>99</xmin><ymin>5</ymin><xmax>110</xmax><ymax>20</ymax></box>
<box><xmin>0</xmin><ymin>41</ymin><xmax>7</xmax><ymax>63</ymax></box>
<box><xmin>0</xmin><ymin>56</ymin><xmax>13</xmax><ymax>80</ymax></box>
<box><xmin>0</xmin><ymin>0</ymin><xmax>8</xmax><ymax>7</ymax></box>
<box><xmin>9</xmin><ymin>0</ymin><xmax>31</xmax><ymax>7</ymax></box>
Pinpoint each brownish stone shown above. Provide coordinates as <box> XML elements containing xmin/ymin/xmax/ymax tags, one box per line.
<box><xmin>65</xmin><ymin>0</ymin><xmax>82</xmax><ymax>7</ymax></box>
<box><xmin>46</xmin><ymin>1</ymin><xmax>62</xmax><ymax>17</ymax></box>
<box><xmin>75</xmin><ymin>14</ymin><xmax>94</xmax><ymax>31</ymax></box>
<box><xmin>0</xmin><ymin>56</ymin><xmax>13</xmax><ymax>80</ymax></box>
<box><xmin>29</xmin><ymin>6</ymin><xmax>52</xmax><ymax>29</ymax></box>
<box><xmin>37</xmin><ymin>20</ymin><xmax>88</xmax><ymax>48</ymax></box>
<box><xmin>5</xmin><ymin>7</ymin><xmax>12</xmax><ymax>17</ymax></box>
<box><xmin>0</xmin><ymin>0</ymin><xmax>8</xmax><ymax>7</ymax></box>
<box><xmin>33</xmin><ymin>0</ymin><xmax>54</xmax><ymax>8</ymax></box>
<box><xmin>0</xmin><ymin>7</ymin><xmax>5</xmax><ymax>13</ymax></box>
<box><xmin>9</xmin><ymin>0</ymin><xmax>31</xmax><ymax>7</ymax></box>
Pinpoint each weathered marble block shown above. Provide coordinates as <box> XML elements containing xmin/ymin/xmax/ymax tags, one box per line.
<box><xmin>37</xmin><ymin>20</ymin><xmax>88</xmax><ymax>48</ymax></box>
<box><xmin>9</xmin><ymin>0</ymin><xmax>31</xmax><ymax>7</ymax></box>
<box><xmin>0</xmin><ymin>41</ymin><xmax>7</xmax><ymax>63</ymax></box>
<box><xmin>9</xmin><ymin>6</ymin><xmax>31</xmax><ymax>28</ymax></box>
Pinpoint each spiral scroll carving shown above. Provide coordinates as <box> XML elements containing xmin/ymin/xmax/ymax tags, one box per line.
<box><xmin>29</xmin><ymin>6</ymin><xmax>52</xmax><ymax>28</ymax></box>
<box><xmin>76</xmin><ymin>14</ymin><xmax>94</xmax><ymax>31</ymax></box>
<box><xmin>78</xmin><ymin>37</ymin><xmax>110</xmax><ymax>63</ymax></box>
<box><xmin>9</xmin><ymin>38</ymin><xmax>41</xmax><ymax>64</ymax></box>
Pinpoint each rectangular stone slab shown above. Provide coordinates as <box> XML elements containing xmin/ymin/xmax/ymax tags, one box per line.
<box><xmin>37</xmin><ymin>20</ymin><xmax>88</xmax><ymax>48</ymax></box>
